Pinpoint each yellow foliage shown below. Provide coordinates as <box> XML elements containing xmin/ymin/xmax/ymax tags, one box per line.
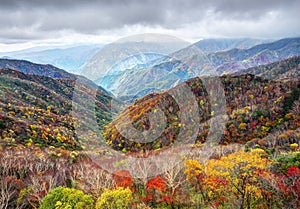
<box><xmin>26</xmin><ymin>138</ymin><xmax>33</xmax><ymax>147</ymax></box>
<box><xmin>243</xmin><ymin>106</ymin><xmax>250</xmax><ymax>114</ymax></box>
<box><xmin>279</xmin><ymin>133</ymin><xmax>288</xmax><ymax>139</ymax></box>
<box><xmin>184</xmin><ymin>159</ymin><xmax>203</xmax><ymax>184</ymax></box>
<box><xmin>32</xmin><ymin>130</ymin><xmax>38</xmax><ymax>137</ymax></box>
<box><xmin>185</xmin><ymin>150</ymin><xmax>269</xmax><ymax>201</ymax></box>
<box><xmin>274</xmin><ymin>96</ymin><xmax>283</xmax><ymax>104</ymax></box>
<box><xmin>251</xmin><ymin>148</ymin><xmax>267</xmax><ymax>156</ymax></box>
<box><xmin>96</xmin><ymin>187</ymin><xmax>132</xmax><ymax>209</ymax></box>
<box><xmin>238</xmin><ymin>122</ymin><xmax>247</xmax><ymax>130</ymax></box>
<box><xmin>208</xmin><ymin>150</ymin><xmax>267</xmax><ymax>178</ymax></box>
<box><xmin>285</xmin><ymin>113</ymin><xmax>293</xmax><ymax>119</ymax></box>
<box><xmin>290</xmin><ymin>143</ymin><xmax>298</xmax><ymax>149</ymax></box>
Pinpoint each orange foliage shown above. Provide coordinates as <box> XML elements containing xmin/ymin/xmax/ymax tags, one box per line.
<box><xmin>113</xmin><ymin>170</ymin><xmax>134</xmax><ymax>189</ymax></box>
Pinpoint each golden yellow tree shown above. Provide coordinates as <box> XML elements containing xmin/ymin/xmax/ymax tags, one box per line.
<box><xmin>185</xmin><ymin>149</ymin><xmax>269</xmax><ymax>208</ymax></box>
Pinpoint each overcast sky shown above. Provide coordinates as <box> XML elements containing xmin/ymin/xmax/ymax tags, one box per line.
<box><xmin>0</xmin><ymin>0</ymin><xmax>300</xmax><ymax>52</ymax></box>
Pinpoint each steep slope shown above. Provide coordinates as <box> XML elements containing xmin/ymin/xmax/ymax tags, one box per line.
<box><xmin>0</xmin><ymin>58</ymin><xmax>81</xmax><ymax>79</ymax></box>
<box><xmin>0</xmin><ymin>68</ymin><xmax>114</xmax><ymax>150</ymax></box>
<box><xmin>95</xmin><ymin>52</ymin><xmax>165</xmax><ymax>89</ymax></box>
<box><xmin>81</xmin><ymin>34</ymin><xmax>189</xmax><ymax>82</ymax></box>
<box><xmin>0</xmin><ymin>58</ymin><xmax>111</xmax><ymax>95</ymax></box>
<box><xmin>213</xmin><ymin>37</ymin><xmax>300</xmax><ymax>74</ymax></box>
<box><xmin>94</xmin><ymin>38</ymin><xmax>269</xmax><ymax>97</ymax></box>
<box><xmin>111</xmin><ymin>37</ymin><xmax>300</xmax><ymax>99</ymax></box>
<box><xmin>240</xmin><ymin>56</ymin><xmax>300</xmax><ymax>80</ymax></box>
<box><xmin>104</xmin><ymin>74</ymin><xmax>299</xmax><ymax>152</ymax></box>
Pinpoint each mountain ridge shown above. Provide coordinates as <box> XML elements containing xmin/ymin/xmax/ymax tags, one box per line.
<box><xmin>0</xmin><ymin>67</ymin><xmax>114</xmax><ymax>149</ymax></box>
<box><xmin>109</xmin><ymin>37</ymin><xmax>300</xmax><ymax>100</ymax></box>
<box><xmin>0</xmin><ymin>58</ymin><xmax>112</xmax><ymax>95</ymax></box>
<box><xmin>1</xmin><ymin>44</ymin><xmax>102</xmax><ymax>73</ymax></box>
<box><xmin>104</xmin><ymin>72</ymin><xmax>299</xmax><ymax>152</ymax></box>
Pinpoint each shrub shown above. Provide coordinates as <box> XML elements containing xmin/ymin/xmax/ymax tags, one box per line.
<box><xmin>39</xmin><ymin>187</ymin><xmax>94</xmax><ymax>209</ymax></box>
<box><xmin>96</xmin><ymin>187</ymin><xmax>132</xmax><ymax>209</ymax></box>
<box><xmin>272</xmin><ymin>152</ymin><xmax>300</xmax><ymax>174</ymax></box>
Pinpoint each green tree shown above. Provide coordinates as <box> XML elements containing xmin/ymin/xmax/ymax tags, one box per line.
<box><xmin>39</xmin><ymin>187</ymin><xmax>94</xmax><ymax>209</ymax></box>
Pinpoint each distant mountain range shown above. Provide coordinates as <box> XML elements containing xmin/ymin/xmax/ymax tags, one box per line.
<box><xmin>0</xmin><ymin>58</ymin><xmax>79</xmax><ymax>79</ymax></box>
<box><xmin>1</xmin><ymin>44</ymin><xmax>102</xmax><ymax>73</ymax></box>
<box><xmin>97</xmin><ymin>38</ymin><xmax>271</xmax><ymax>93</ymax></box>
<box><xmin>80</xmin><ymin>34</ymin><xmax>190</xmax><ymax>82</ymax></box>
<box><xmin>84</xmin><ymin>38</ymin><xmax>268</xmax><ymax>94</ymax></box>
<box><xmin>0</xmin><ymin>58</ymin><xmax>111</xmax><ymax>95</ymax></box>
<box><xmin>2</xmin><ymin>37</ymin><xmax>299</xmax><ymax>104</ymax></box>
<box><xmin>106</xmin><ymin>37</ymin><xmax>300</xmax><ymax>101</ymax></box>
<box><xmin>192</xmin><ymin>38</ymin><xmax>272</xmax><ymax>53</ymax></box>
<box><xmin>240</xmin><ymin>56</ymin><xmax>300</xmax><ymax>80</ymax></box>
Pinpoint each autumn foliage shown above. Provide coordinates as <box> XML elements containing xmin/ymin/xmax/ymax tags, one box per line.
<box><xmin>113</xmin><ymin>170</ymin><xmax>134</xmax><ymax>189</ymax></box>
<box><xmin>1</xmin><ymin>65</ymin><xmax>300</xmax><ymax>208</ymax></box>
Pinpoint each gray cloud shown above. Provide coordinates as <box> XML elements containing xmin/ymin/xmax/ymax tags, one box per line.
<box><xmin>0</xmin><ymin>0</ymin><xmax>299</xmax><ymax>42</ymax></box>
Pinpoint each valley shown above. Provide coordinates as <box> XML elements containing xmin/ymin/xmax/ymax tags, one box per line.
<box><xmin>0</xmin><ymin>37</ymin><xmax>299</xmax><ymax>209</ymax></box>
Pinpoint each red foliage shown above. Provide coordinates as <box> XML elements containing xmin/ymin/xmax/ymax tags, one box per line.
<box><xmin>275</xmin><ymin>166</ymin><xmax>300</xmax><ymax>207</ymax></box>
<box><xmin>211</xmin><ymin>201</ymin><xmax>221</xmax><ymax>207</ymax></box>
<box><xmin>196</xmin><ymin>173</ymin><xmax>207</xmax><ymax>183</ymax></box>
<box><xmin>250</xmin><ymin>121</ymin><xmax>258</xmax><ymax>129</ymax></box>
<box><xmin>113</xmin><ymin>170</ymin><xmax>134</xmax><ymax>188</ymax></box>
<box><xmin>287</xmin><ymin>166</ymin><xmax>300</xmax><ymax>177</ymax></box>
<box><xmin>213</xmin><ymin>177</ymin><xmax>228</xmax><ymax>187</ymax></box>
<box><xmin>146</xmin><ymin>175</ymin><xmax>167</xmax><ymax>192</ymax></box>
<box><xmin>163</xmin><ymin>195</ymin><xmax>173</xmax><ymax>204</ymax></box>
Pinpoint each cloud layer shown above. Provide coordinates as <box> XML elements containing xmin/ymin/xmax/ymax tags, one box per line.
<box><xmin>0</xmin><ymin>0</ymin><xmax>299</xmax><ymax>45</ymax></box>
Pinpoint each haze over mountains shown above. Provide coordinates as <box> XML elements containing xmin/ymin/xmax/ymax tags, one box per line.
<box><xmin>89</xmin><ymin>37</ymin><xmax>300</xmax><ymax>101</ymax></box>
<box><xmin>0</xmin><ymin>44</ymin><xmax>102</xmax><ymax>73</ymax></box>
<box><xmin>80</xmin><ymin>34</ymin><xmax>190</xmax><ymax>81</ymax></box>
<box><xmin>241</xmin><ymin>55</ymin><xmax>300</xmax><ymax>80</ymax></box>
<box><xmin>2</xmin><ymin>37</ymin><xmax>299</xmax><ymax>103</ymax></box>
<box><xmin>90</xmin><ymin>38</ymin><xmax>271</xmax><ymax>96</ymax></box>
